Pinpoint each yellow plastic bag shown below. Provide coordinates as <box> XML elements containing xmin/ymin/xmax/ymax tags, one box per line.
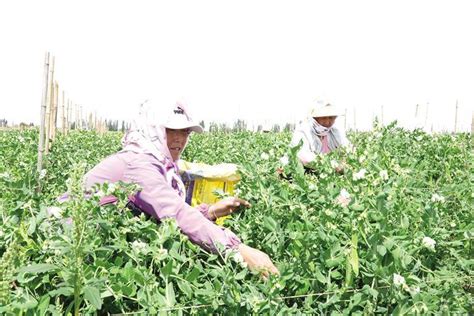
<box><xmin>178</xmin><ymin>160</ymin><xmax>240</xmax><ymax>225</ymax></box>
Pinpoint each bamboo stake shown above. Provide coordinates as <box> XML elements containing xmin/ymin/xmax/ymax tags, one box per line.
<box><xmin>75</xmin><ymin>104</ymin><xmax>78</xmax><ymax>130</ymax></box>
<box><xmin>79</xmin><ymin>105</ymin><xmax>83</xmax><ymax>130</ymax></box>
<box><xmin>62</xmin><ymin>91</ymin><xmax>66</xmax><ymax>134</ymax></box>
<box><xmin>51</xmin><ymin>81</ymin><xmax>59</xmax><ymax>142</ymax></box>
<box><xmin>45</xmin><ymin>56</ymin><xmax>55</xmax><ymax>153</ymax></box>
<box><xmin>471</xmin><ymin>111</ymin><xmax>474</xmax><ymax>136</ymax></box>
<box><xmin>454</xmin><ymin>99</ymin><xmax>458</xmax><ymax>133</ymax></box>
<box><xmin>67</xmin><ymin>100</ymin><xmax>72</xmax><ymax>132</ymax></box>
<box><xmin>37</xmin><ymin>52</ymin><xmax>50</xmax><ymax>178</ymax></box>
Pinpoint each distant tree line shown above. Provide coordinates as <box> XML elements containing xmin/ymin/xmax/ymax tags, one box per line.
<box><xmin>206</xmin><ymin>119</ymin><xmax>295</xmax><ymax>133</ymax></box>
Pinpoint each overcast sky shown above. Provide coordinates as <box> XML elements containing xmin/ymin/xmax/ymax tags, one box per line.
<box><xmin>1</xmin><ymin>0</ymin><xmax>473</xmax><ymax>131</ymax></box>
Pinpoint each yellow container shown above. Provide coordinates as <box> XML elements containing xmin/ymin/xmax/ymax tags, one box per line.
<box><xmin>178</xmin><ymin>160</ymin><xmax>240</xmax><ymax>226</ymax></box>
<box><xmin>190</xmin><ymin>178</ymin><xmax>237</xmax><ymax>206</ymax></box>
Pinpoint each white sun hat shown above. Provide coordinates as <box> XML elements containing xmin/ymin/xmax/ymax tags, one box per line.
<box><xmin>163</xmin><ymin>100</ymin><xmax>203</xmax><ymax>133</ymax></box>
<box><xmin>310</xmin><ymin>99</ymin><xmax>344</xmax><ymax>118</ymax></box>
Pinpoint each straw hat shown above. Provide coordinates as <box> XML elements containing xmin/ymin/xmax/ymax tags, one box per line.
<box><xmin>310</xmin><ymin>99</ymin><xmax>343</xmax><ymax>118</ymax></box>
<box><xmin>163</xmin><ymin>101</ymin><xmax>203</xmax><ymax>133</ymax></box>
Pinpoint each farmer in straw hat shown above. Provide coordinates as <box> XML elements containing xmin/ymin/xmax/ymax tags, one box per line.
<box><xmin>83</xmin><ymin>99</ymin><xmax>279</xmax><ymax>277</ymax></box>
<box><xmin>290</xmin><ymin>99</ymin><xmax>350</xmax><ymax>165</ymax></box>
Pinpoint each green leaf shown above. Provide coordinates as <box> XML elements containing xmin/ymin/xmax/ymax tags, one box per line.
<box><xmin>17</xmin><ymin>264</ymin><xmax>59</xmax><ymax>282</ymax></box>
<box><xmin>165</xmin><ymin>282</ymin><xmax>175</xmax><ymax>307</ymax></box>
<box><xmin>234</xmin><ymin>269</ymin><xmax>247</xmax><ymax>280</ymax></box>
<box><xmin>263</xmin><ymin>217</ymin><xmax>277</xmax><ymax>231</ymax></box>
<box><xmin>186</xmin><ymin>266</ymin><xmax>201</xmax><ymax>283</ymax></box>
<box><xmin>377</xmin><ymin>245</ymin><xmax>387</xmax><ymax>257</ymax></box>
<box><xmin>84</xmin><ymin>286</ymin><xmax>102</xmax><ymax>310</ymax></box>
<box><xmin>315</xmin><ymin>269</ymin><xmax>327</xmax><ymax>284</ymax></box>
<box><xmin>48</xmin><ymin>287</ymin><xmax>74</xmax><ymax>297</ymax></box>
<box><xmin>19</xmin><ymin>263</ymin><xmax>58</xmax><ymax>274</ymax></box>
<box><xmin>350</xmin><ymin>233</ymin><xmax>359</xmax><ymax>277</ymax></box>
<box><xmin>177</xmin><ymin>281</ymin><xmax>193</xmax><ymax>298</ymax></box>
<box><xmin>162</xmin><ymin>260</ymin><xmax>173</xmax><ymax>278</ymax></box>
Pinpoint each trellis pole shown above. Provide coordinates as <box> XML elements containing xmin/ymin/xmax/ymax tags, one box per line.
<box><xmin>62</xmin><ymin>91</ymin><xmax>66</xmax><ymax>134</ymax></box>
<box><xmin>44</xmin><ymin>56</ymin><xmax>55</xmax><ymax>154</ymax></box>
<box><xmin>50</xmin><ymin>81</ymin><xmax>59</xmax><ymax>142</ymax></box>
<box><xmin>37</xmin><ymin>52</ymin><xmax>50</xmax><ymax>179</ymax></box>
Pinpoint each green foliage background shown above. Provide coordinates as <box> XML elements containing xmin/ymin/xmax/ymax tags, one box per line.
<box><xmin>0</xmin><ymin>124</ymin><xmax>473</xmax><ymax>314</ymax></box>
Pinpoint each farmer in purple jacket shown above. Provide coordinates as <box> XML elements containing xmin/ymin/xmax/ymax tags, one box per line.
<box><xmin>84</xmin><ymin>99</ymin><xmax>279</xmax><ymax>277</ymax></box>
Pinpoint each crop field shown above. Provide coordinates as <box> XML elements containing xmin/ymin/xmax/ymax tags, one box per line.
<box><xmin>0</xmin><ymin>124</ymin><xmax>473</xmax><ymax>314</ymax></box>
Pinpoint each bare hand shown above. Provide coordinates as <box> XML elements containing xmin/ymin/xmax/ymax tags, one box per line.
<box><xmin>238</xmin><ymin>244</ymin><xmax>279</xmax><ymax>278</ymax></box>
<box><xmin>208</xmin><ymin>197</ymin><xmax>250</xmax><ymax>220</ymax></box>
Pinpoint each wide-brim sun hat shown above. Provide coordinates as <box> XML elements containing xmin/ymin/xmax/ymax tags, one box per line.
<box><xmin>310</xmin><ymin>99</ymin><xmax>344</xmax><ymax>118</ymax></box>
<box><xmin>163</xmin><ymin>101</ymin><xmax>203</xmax><ymax>133</ymax></box>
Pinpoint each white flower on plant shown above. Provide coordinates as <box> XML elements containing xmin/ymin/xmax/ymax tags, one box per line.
<box><xmin>39</xmin><ymin>169</ymin><xmax>47</xmax><ymax>179</ymax></box>
<box><xmin>157</xmin><ymin>248</ymin><xmax>168</xmax><ymax>256</ymax></box>
<box><xmin>358</xmin><ymin>155</ymin><xmax>366</xmax><ymax>163</ymax></box>
<box><xmin>415</xmin><ymin>135</ymin><xmax>423</xmax><ymax>142</ymax></box>
<box><xmin>94</xmin><ymin>190</ymin><xmax>105</xmax><ymax>198</ymax></box>
<box><xmin>272</xmin><ymin>282</ymin><xmax>284</xmax><ymax>290</ymax></box>
<box><xmin>106</xmin><ymin>183</ymin><xmax>116</xmax><ymax>195</ymax></box>
<box><xmin>450</xmin><ymin>222</ymin><xmax>456</xmax><ymax>228</ymax></box>
<box><xmin>47</xmin><ymin>206</ymin><xmax>63</xmax><ymax>219</ymax></box>
<box><xmin>330</xmin><ymin>160</ymin><xmax>339</xmax><ymax>169</ymax></box>
<box><xmin>63</xmin><ymin>217</ymin><xmax>73</xmax><ymax>226</ymax></box>
<box><xmin>320</xmin><ymin>173</ymin><xmax>327</xmax><ymax>179</ymax></box>
<box><xmin>345</xmin><ymin>143</ymin><xmax>356</xmax><ymax>154</ymax></box>
<box><xmin>0</xmin><ymin>172</ymin><xmax>10</xmax><ymax>179</ymax></box>
<box><xmin>431</xmin><ymin>193</ymin><xmax>445</xmax><ymax>203</ymax></box>
<box><xmin>260</xmin><ymin>152</ymin><xmax>269</xmax><ymax>160</ymax></box>
<box><xmin>353</xmin><ymin>169</ymin><xmax>367</xmax><ymax>181</ymax></box>
<box><xmin>324</xmin><ymin>209</ymin><xmax>334</xmax><ymax>217</ymax></box>
<box><xmin>379</xmin><ymin>170</ymin><xmax>389</xmax><ymax>180</ymax></box>
<box><xmin>336</xmin><ymin>189</ymin><xmax>351</xmax><ymax>207</ymax></box>
<box><xmin>308</xmin><ymin>183</ymin><xmax>317</xmax><ymax>190</ymax></box>
<box><xmin>408</xmin><ymin>286</ymin><xmax>421</xmax><ymax>295</ymax></box>
<box><xmin>131</xmin><ymin>240</ymin><xmax>148</xmax><ymax>254</ymax></box>
<box><xmin>279</xmin><ymin>155</ymin><xmax>289</xmax><ymax>166</ymax></box>
<box><xmin>326</xmin><ymin>222</ymin><xmax>337</xmax><ymax>230</ymax></box>
<box><xmin>393</xmin><ymin>273</ymin><xmax>406</xmax><ymax>287</ymax></box>
<box><xmin>233</xmin><ymin>251</ymin><xmax>248</xmax><ymax>268</ymax></box>
<box><xmin>421</xmin><ymin>236</ymin><xmax>436</xmax><ymax>251</ymax></box>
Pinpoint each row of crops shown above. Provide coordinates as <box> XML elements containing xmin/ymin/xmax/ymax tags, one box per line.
<box><xmin>0</xmin><ymin>123</ymin><xmax>473</xmax><ymax>314</ymax></box>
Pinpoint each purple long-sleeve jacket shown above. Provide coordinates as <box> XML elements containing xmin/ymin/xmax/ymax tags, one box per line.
<box><xmin>83</xmin><ymin>150</ymin><xmax>241</xmax><ymax>252</ymax></box>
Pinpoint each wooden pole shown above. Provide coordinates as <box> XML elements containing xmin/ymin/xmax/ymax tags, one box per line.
<box><xmin>454</xmin><ymin>99</ymin><xmax>458</xmax><ymax>133</ymax></box>
<box><xmin>67</xmin><ymin>100</ymin><xmax>72</xmax><ymax>132</ymax></box>
<box><xmin>62</xmin><ymin>91</ymin><xmax>66</xmax><ymax>134</ymax></box>
<box><xmin>44</xmin><ymin>56</ymin><xmax>55</xmax><ymax>154</ymax></box>
<box><xmin>471</xmin><ymin>111</ymin><xmax>474</xmax><ymax>135</ymax></box>
<box><xmin>75</xmin><ymin>104</ymin><xmax>78</xmax><ymax>130</ymax></box>
<box><xmin>79</xmin><ymin>105</ymin><xmax>83</xmax><ymax>130</ymax></box>
<box><xmin>51</xmin><ymin>81</ymin><xmax>59</xmax><ymax>142</ymax></box>
<box><xmin>37</xmin><ymin>52</ymin><xmax>50</xmax><ymax>177</ymax></box>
